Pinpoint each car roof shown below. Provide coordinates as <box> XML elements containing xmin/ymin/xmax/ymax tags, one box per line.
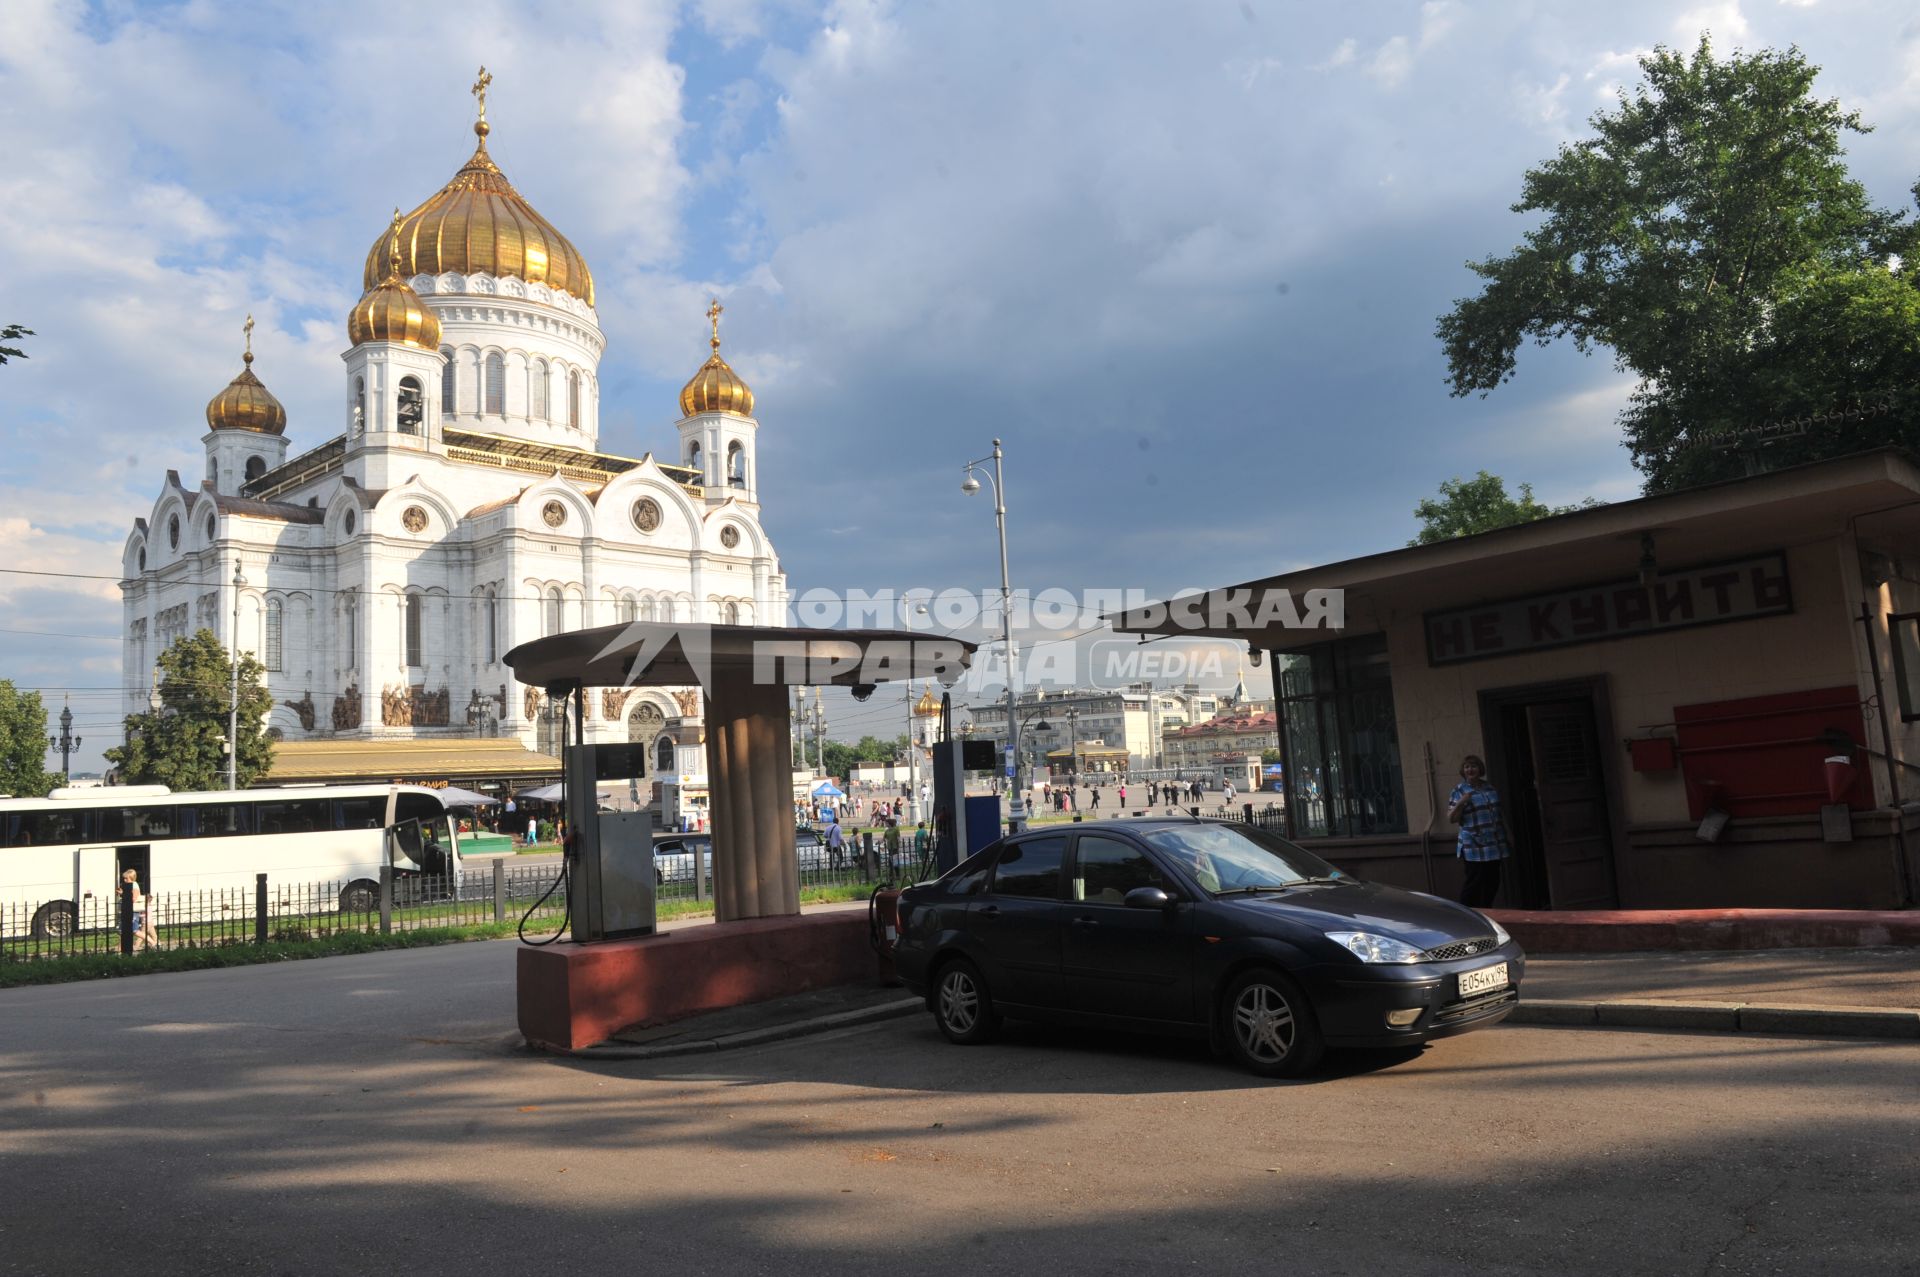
<box><xmin>1014</xmin><ymin>817</ymin><xmax>1218</xmax><ymax>837</ymax></box>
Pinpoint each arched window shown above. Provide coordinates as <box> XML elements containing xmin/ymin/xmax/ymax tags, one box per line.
<box><xmin>244</xmin><ymin>455</ymin><xmax>266</xmax><ymax>484</ymax></box>
<box><xmin>532</xmin><ymin>361</ymin><xmax>549</xmax><ymax>420</ymax></box>
<box><xmin>723</xmin><ymin>601</ymin><xmax>741</xmax><ymax>625</ymax></box>
<box><xmin>440</xmin><ymin>349</ymin><xmax>455</xmax><ymax>413</ymax></box>
<box><xmin>483</xmin><ymin>589</ymin><xmax>498</xmax><ymax>665</ymax></box>
<box><xmin>484</xmin><ymin>353</ymin><xmax>505</xmax><ymax>415</ymax></box>
<box><xmin>687</xmin><ymin>440</ymin><xmax>702</xmax><ymax>477</ymax></box>
<box><xmin>353</xmin><ymin>376</ymin><xmax>366</xmax><ymax>433</ymax></box>
<box><xmin>404</xmin><ymin>593</ymin><xmax>423</xmax><ymax>667</ymax></box>
<box><xmin>618</xmin><ymin>595</ymin><xmax>637</xmax><ymax>624</ymax></box>
<box><xmin>638</xmin><ymin>596</ymin><xmax>658</xmax><ymax>623</ymax></box>
<box><xmin>543</xmin><ymin>586</ymin><xmax>564</xmax><ymax>637</ymax></box>
<box><xmin>264</xmin><ymin>598</ymin><xmax>283</xmax><ymax>672</ymax></box>
<box><xmin>343</xmin><ymin>595</ymin><xmax>357</xmax><ymax>670</ymax></box>
<box><xmin>207</xmin><ymin>458</ymin><xmax>217</xmax><ymax>485</ymax></box>
<box><xmin>727</xmin><ymin>441</ymin><xmax>746</xmax><ymax>489</ymax></box>
<box><xmin>397</xmin><ymin>375</ymin><xmax>424</xmax><ymax>434</ymax></box>
<box><xmin>655</xmin><ymin>735</ymin><xmax>674</xmax><ymax>773</ymax></box>
<box><xmin>569</xmin><ymin>369</ymin><xmax>581</xmax><ymax>427</ymax></box>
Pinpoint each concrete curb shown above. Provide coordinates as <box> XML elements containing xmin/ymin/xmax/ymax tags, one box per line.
<box><xmin>570</xmin><ymin>996</ymin><xmax>924</xmax><ymax>1060</ymax></box>
<box><xmin>1510</xmin><ymin>999</ymin><xmax>1920</xmax><ymax>1039</ymax></box>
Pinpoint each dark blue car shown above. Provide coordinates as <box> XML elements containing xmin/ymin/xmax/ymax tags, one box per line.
<box><xmin>893</xmin><ymin>818</ymin><xmax>1523</xmax><ymax>1077</ymax></box>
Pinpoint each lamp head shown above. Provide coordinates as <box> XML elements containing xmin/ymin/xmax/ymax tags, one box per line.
<box><xmin>961</xmin><ymin>469</ymin><xmax>981</xmax><ymax>495</ymax></box>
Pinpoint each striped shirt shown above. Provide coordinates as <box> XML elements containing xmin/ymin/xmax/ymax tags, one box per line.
<box><xmin>1448</xmin><ymin>781</ymin><xmax>1509</xmax><ymax>862</ymax></box>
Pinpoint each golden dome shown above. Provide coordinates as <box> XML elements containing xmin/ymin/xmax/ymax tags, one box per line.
<box><xmin>349</xmin><ymin>212</ymin><xmax>444</xmax><ymax>349</ymax></box>
<box><xmin>205</xmin><ymin>316</ymin><xmax>286</xmax><ymax>435</ymax></box>
<box><xmin>364</xmin><ymin>75</ymin><xmax>594</xmax><ymax>307</ymax></box>
<box><xmin>913</xmin><ymin>687</ymin><xmax>941</xmax><ymax>717</ymax></box>
<box><xmin>679</xmin><ymin>299</ymin><xmax>755</xmax><ymax>417</ymax></box>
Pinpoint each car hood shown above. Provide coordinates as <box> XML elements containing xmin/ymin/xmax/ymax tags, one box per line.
<box><xmin>1224</xmin><ymin>880</ymin><xmax>1495</xmax><ymax>948</ymax></box>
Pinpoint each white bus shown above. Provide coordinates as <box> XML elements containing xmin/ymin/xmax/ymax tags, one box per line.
<box><xmin>0</xmin><ymin>784</ymin><xmax>460</xmax><ymax>938</ymax></box>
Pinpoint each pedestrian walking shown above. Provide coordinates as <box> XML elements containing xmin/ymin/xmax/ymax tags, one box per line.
<box><xmin>1447</xmin><ymin>754</ymin><xmax>1511</xmax><ymax>908</ymax></box>
<box><xmin>1118</xmin><ymin>783</ymin><xmax>1127</xmax><ymax>808</ymax></box>
<box><xmin>827</xmin><ymin>819</ymin><xmax>846</xmax><ymax>871</ymax></box>
<box><xmin>122</xmin><ymin>868</ymin><xmax>157</xmax><ymax>953</ymax></box>
<box><xmin>1090</xmin><ymin>788</ymin><xmax>1101</xmax><ymax>812</ymax></box>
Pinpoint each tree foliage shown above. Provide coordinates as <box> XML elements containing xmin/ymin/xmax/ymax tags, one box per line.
<box><xmin>1411</xmin><ymin>471</ymin><xmax>1596</xmax><ymax>545</ymax></box>
<box><xmin>0</xmin><ymin>680</ymin><xmax>54</xmax><ymax>798</ymax></box>
<box><xmin>819</xmin><ymin>733</ymin><xmax>912</xmax><ymax>782</ymax></box>
<box><xmin>0</xmin><ymin>324</ymin><xmax>30</xmax><ymax>365</ymax></box>
<box><xmin>1437</xmin><ymin>38</ymin><xmax>1920</xmax><ymax>491</ymax></box>
<box><xmin>107</xmin><ymin>629</ymin><xmax>274</xmax><ymax>791</ymax></box>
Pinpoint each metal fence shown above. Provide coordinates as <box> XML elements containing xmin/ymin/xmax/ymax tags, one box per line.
<box><xmin>1</xmin><ymin>862</ymin><xmax>571</xmax><ymax>963</ymax></box>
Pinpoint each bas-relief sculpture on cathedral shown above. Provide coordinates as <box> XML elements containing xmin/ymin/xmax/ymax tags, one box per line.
<box><xmin>118</xmin><ymin>70</ymin><xmax>783</xmax><ymax>780</ymax></box>
<box><xmin>383</xmin><ymin>684</ymin><xmax>450</xmax><ymax>727</ymax></box>
<box><xmin>283</xmin><ymin>691</ymin><xmax>317</xmax><ymax>733</ymax></box>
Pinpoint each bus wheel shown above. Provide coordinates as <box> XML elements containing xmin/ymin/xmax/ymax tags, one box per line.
<box><xmin>31</xmin><ymin>900</ymin><xmax>76</xmax><ymax>940</ymax></box>
<box><xmin>339</xmin><ymin>881</ymin><xmax>379</xmax><ymax>913</ymax></box>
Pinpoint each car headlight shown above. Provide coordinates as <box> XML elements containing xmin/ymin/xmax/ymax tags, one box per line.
<box><xmin>1482</xmin><ymin>914</ymin><xmax>1511</xmax><ymax>947</ymax></box>
<box><xmin>1326</xmin><ymin>931</ymin><xmax>1425</xmax><ymax>964</ymax></box>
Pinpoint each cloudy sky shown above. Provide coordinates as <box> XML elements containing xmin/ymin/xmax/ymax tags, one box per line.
<box><xmin>4</xmin><ymin>0</ymin><xmax>1919</xmax><ymax>767</ymax></box>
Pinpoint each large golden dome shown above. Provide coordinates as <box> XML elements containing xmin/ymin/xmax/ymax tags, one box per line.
<box><xmin>679</xmin><ymin>299</ymin><xmax>755</xmax><ymax>417</ymax></box>
<box><xmin>349</xmin><ymin>214</ymin><xmax>443</xmax><ymax>349</ymax></box>
<box><xmin>913</xmin><ymin>687</ymin><xmax>941</xmax><ymax>718</ymax></box>
<box><xmin>364</xmin><ymin>98</ymin><xmax>595</xmax><ymax>307</ymax></box>
<box><xmin>206</xmin><ymin>317</ymin><xmax>286</xmax><ymax>435</ymax></box>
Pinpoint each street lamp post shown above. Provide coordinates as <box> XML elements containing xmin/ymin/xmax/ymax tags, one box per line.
<box><xmin>962</xmin><ymin>439</ymin><xmax>1026</xmax><ymax>833</ymax></box>
<box><xmin>229</xmin><ymin>565</ymin><xmax>244</xmax><ymax>791</ymax></box>
<box><xmin>902</xmin><ymin>596</ymin><xmax>928</xmax><ymax>823</ymax></box>
<box><xmin>47</xmin><ymin>699</ymin><xmax>81</xmax><ymax>784</ymax></box>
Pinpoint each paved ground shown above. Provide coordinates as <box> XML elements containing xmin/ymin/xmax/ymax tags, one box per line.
<box><xmin>1527</xmin><ymin>947</ymin><xmax>1920</xmax><ymax>1010</ymax></box>
<box><xmin>2</xmin><ymin>938</ymin><xmax>1917</xmax><ymax>1275</ymax></box>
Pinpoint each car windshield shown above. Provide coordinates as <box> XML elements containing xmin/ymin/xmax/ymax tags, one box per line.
<box><xmin>1142</xmin><ymin>823</ymin><xmax>1347</xmax><ymax>894</ymax></box>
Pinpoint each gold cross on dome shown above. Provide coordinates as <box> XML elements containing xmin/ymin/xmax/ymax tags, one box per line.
<box><xmin>387</xmin><ymin>208</ymin><xmax>403</xmax><ymax>277</ymax></box>
<box><xmin>243</xmin><ymin>313</ymin><xmax>254</xmax><ymax>357</ymax></box>
<box><xmin>472</xmin><ymin>66</ymin><xmax>492</xmax><ymax>122</ymax></box>
<box><xmin>707</xmin><ymin>298</ymin><xmax>723</xmax><ymax>351</ymax></box>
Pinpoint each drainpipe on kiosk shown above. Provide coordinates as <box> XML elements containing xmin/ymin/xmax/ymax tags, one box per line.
<box><xmin>1856</xmin><ymin>602</ymin><xmax>1916</xmax><ymax>906</ymax></box>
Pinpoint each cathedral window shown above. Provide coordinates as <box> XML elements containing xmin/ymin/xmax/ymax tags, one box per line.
<box><xmin>532</xmin><ymin>361</ymin><xmax>549</xmax><ymax>420</ymax></box>
<box><xmin>723</xmin><ymin>601</ymin><xmax>741</xmax><ymax>625</ymax></box>
<box><xmin>344</xmin><ymin>596</ymin><xmax>357</xmax><ymax>669</ymax></box>
<box><xmin>354</xmin><ymin>376</ymin><xmax>366</xmax><ymax>433</ymax></box>
<box><xmin>207</xmin><ymin>458</ymin><xmax>216</xmax><ymax>485</ymax></box>
<box><xmin>688</xmin><ymin>441</ymin><xmax>702</xmax><ymax>476</ymax></box>
<box><xmin>440</xmin><ymin>349</ymin><xmax>455</xmax><ymax>414</ymax></box>
<box><xmin>638</xmin><ymin>596</ymin><xmax>658</xmax><ymax>623</ymax></box>
<box><xmin>543</xmin><ymin>587</ymin><xmax>564</xmax><ymax>637</ymax></box>
<box><xmin>397</xmin><ymin>376</ymin><xmax>424</xmax><ymax>434</ymax></box>
<box><xmin>483</xmin><ymin>590</ymin><xmax>498</xmax><ymax>664</ymax></box>
<box><xmin>404</xmin><ymin>593</ymin><xmax>423</xmax><ymax>668</ymax></box>
<box><xmin>727</xmin><ymin>441</ymin><xmax>746</xmax><ymax>489</ymax></box>
<box><xmin>655</xmin><ymin>735</ymin><xmax>673</xmax><ymax>772</ymax></box>
<box><xmin>265</xmin><ymin>598</ymin><xmax>283</xmax><ymax>672</ymax></box>
<box><xmin>485</xmin><ymin>354</ymin><xmax>505</xmax><ymax>415</ymax></box>
<box><xmin>618</xmin><ymin>595</ymin><xmax>636</xmax><ymax>624</ymax></box>
<box><xmin>245</xmin><ymin>456</ymin><xmax>266</xmax><ymax>484</ymax></box>
<box><xmin>568</xmin><ymin>369</ymin><xmax>581</xmax><ymax>427</ymax></box>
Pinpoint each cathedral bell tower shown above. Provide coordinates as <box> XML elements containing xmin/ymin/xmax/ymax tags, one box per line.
<box><xmin>676</xmin><ymin>300</ymin><xmax>758</xmax><ymax>504</ymax></box>
<box><xmin>342</xmin><ymin>210</ymin><xmax>446</xmax><ymax>488</ymax></box>
<box><xmin>202</xmin><ymin>315</ymin><xmax>289</xmax><ymax>495</ymax></box>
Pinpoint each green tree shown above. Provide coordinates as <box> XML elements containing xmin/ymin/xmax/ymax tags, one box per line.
<box><xmin>1411</xmin><ymin>471</ymin><xmax>1595</xmax><ymax>545</ymax></box>
<box><xmin>107</xmin><ymin>629</ymin><xmax>274</xmax><ymax>790</ymax></box>
<box><xmin>1437</xmin><ymin>38</ymin><xmax>1920</xmax><ymax>491</ymax></box>
<box><xmin>0</xmin><ymin>324</ymin><xmax>30</xmax><ymax>365</ymax></box>
<box><xmin>0</xmin><ymin>680</ymin><xmax>54</xmax><ymax>798</ymax></box>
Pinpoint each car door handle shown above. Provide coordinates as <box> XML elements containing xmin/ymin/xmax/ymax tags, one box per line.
<box><xmin>1071</xmin><ymin>916</ymin><xmax>1099</xmax><ymax>928</ymax></box>
<box><xmin>977</xmin><ymin>905</ymin><xmax>1000</xmax><ymax>919</ymax></box>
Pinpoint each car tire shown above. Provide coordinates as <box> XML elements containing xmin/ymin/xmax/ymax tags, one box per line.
<box><xmin>1222</xmin><ymin>966</ymin><xmax>1324</xmax><ymax>1078</ymax></box>
<box><xmin>933</xmin><ymin>957</ymin><xmax>1002</xmax><ymax>1045</ymax></box>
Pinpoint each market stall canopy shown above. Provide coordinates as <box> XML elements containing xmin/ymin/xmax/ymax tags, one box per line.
<box><xmin>504</xmin><ymin>621</ymin><xmax>976</xmax><ymax>692</ymax></box>
<box><xmin>437</xmin><ymin>785</ymin><xmax>499</xmax><ymax>807</ymax></box>
<box><xmin>517</xmin><ymin>781</ymin><xmax>624</xmax><ymax>802</ymax></box>
<box><xmin>811</xmin><ymin>782</ymin><xmax>846</xmax><ymax>797</ymax></box>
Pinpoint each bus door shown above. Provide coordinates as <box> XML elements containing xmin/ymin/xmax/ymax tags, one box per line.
<box><xmin>73</xmin><ymin>845</ymin><xmax>120</xmax><ymax>932</ymax></box>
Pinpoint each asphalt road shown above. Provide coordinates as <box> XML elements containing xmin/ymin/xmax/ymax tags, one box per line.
<box><xmin>2</xmin><ymin>940</ymin><xmax>1915</xmax><ymax>1276</ymax></box>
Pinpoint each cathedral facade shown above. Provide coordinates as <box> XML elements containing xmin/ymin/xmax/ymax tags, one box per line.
<box><xmin>119</xmin><ymin>76</ymin><xmax>786</xmax><ymax>787</ymax></box>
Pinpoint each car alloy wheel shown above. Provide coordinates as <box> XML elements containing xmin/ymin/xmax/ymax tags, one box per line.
<box><xmin>934</xmin><ymin>957</ymin><xmax>1001</xmax><ymax>1045</ymax></box>
<box><xmin>1224</xmin><ymin>967</ymin><xmax>1324</xmax><ymax>1078</ymax></box>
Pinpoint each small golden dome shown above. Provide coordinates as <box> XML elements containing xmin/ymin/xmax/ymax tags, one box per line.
<box><xmin>349</xmin><ymin>212</ymin><xmax>445</xmax><ymax>349</ymax></box>
<box><xmin>679</xmin><ymin>299</ymin><xmax>755</xmax><ymax>417</ymax></box>
<box><xmin>365</xmin><ymin>74</ymin><xmax>594</xmax><ymax>307</ymax></box>
<box><xmin>206</xmin><ymin>316</ymin><xmax>286</xmax><ymax>435</ymax></box>
<box><xmin>913</xmin><ymin>687</ymin><xmax>941</xmax><ymax>717</ymax></box>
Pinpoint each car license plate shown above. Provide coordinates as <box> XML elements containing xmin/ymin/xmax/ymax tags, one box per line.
<box><xmin>1458</xmin><ymin>962</ymin><xmax>1508</xmax><ymax>997</ymax></box>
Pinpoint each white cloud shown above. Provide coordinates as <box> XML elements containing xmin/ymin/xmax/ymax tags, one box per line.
<box><xmin>1368</xmin><ymin>35</ymin><xmax>1415</xmax><ymax>88</ymax></box>
<box><xmin>1317</xmin><ymin>37</ymin><xmax>1357</xmax><ymax>70</ymax></box>
<box><xmin>1673</xmin><ymin>2</ymin><xmax>1751</xmax><ymax>44</ymax></box>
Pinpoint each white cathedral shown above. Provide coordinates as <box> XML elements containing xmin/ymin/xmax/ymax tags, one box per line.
<box><xmin>119</xmin><ymin>74</ymin><xmax>787</xmax><ymax>792</ymax></box>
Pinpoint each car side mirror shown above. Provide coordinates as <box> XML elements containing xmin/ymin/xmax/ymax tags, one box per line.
<box><xmin>1124</xmin><ymin>887</ymin><xmax>1175</xmax><ymax>911</ymax></box>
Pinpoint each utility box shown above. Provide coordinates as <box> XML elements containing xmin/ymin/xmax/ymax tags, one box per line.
<box><xmin>566</xmin><ymin>742</ymin><xmax>657</xmax><ymax>943</ymax></box>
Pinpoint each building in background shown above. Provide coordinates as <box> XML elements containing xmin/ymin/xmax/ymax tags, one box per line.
<box><xmin>119</xmin><ymin>76</ymin><xmax>787</xmax><ymax>794</ymax></box>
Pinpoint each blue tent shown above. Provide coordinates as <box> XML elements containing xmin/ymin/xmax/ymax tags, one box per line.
<box><xmin>811</xmin><ymin>781</ymin><xmax>846</xmax><ymax>798</ymax></box>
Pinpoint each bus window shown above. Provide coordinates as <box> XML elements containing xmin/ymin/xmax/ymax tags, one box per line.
<box><xmin>24</xmin><ymin>809</ymin><xmax>86</xmax><ymax>846</ymax></box>
<box><xmin>393</xmin><ymin>792</ymin><xmax>443</xmax><ymax>827</ymax></box>
<box><xmin>255</xmin><ymin>799</ymin><xmax>329</xmax><ymax>834</ymax></box>
<box><xmin>187</xmin><ymin>803</ymin><xmax>252</xmax><ymax>837</ymax></box>
<box><xmin>333</xmin><ymin>795</ymin><xmax>386</xmax><ymax>830</ymax></box>
<box><xmin>94</xmin><ymin>806</ymin><xmax>179</xmax><ymax>842</ymax></box>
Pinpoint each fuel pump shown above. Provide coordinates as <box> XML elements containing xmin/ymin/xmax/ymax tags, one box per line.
<box><xmin>564</xmin><ymin>740</ymin><xmax>657</xmax><ymax>942</ymax></box>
